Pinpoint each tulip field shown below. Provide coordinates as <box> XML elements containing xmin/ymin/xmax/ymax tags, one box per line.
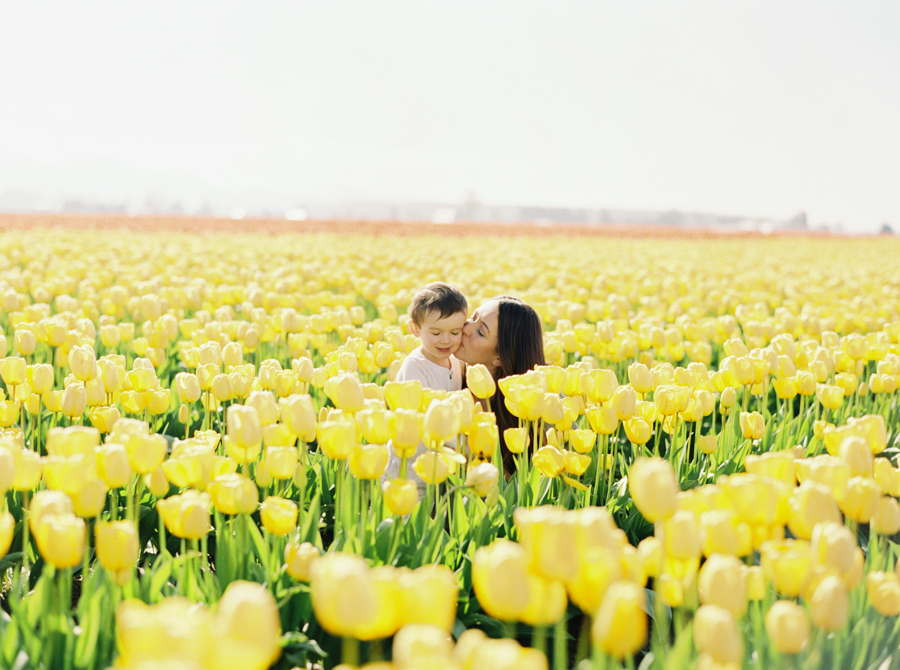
<box><xmin>2</xmin><ymin>216</ymin><xmax>900</xmax><ymax>670</ymax></box>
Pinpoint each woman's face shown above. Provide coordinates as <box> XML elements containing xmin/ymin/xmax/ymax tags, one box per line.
<box><xmin>456</xmin><ymin>299</ymin><xmax>501</xmax><ymax>371</ymax></box>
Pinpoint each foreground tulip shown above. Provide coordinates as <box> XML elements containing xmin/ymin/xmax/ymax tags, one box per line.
<box><xmin>260</xmin><ymin>496</ymin><xmax>298</xmax><ymax>536</ymax></box>
<box><xmin>693</xmin><ymin>604</ymin><xmax>742</xmax><ymax>664</ymax></box>
<box><xmin>466</xmin><ymin>462</ymin><xmax>499</xmax><ymax>497</ymax></box>
<box><xmin>466</xmin><ymin>364</ymin><xmax>496</xmax><ymax>399</ymax></box>
<box><xmin>698</xmin><ymin>554</ymin><xmax>747</xmax><ymax>617</ymax></box>
<box><xmin>35</xmin><ymin>513</ymin><xmax>85</xmax><ymax>569</ymax></box>
<box><xmin>316</xmin><ymin>420</ymin><xmax>356</xmax><ymax>461</ymax></box>
<box><xmin>0</xmin><ymin>511</ymin><xmax>14</xmax><ymax>559</ymax></box>
<box><xmin>399</xmin><ymin>564</ymin><xmax>459</xmax><ymax>630</ymax></box>
<box><xmin>472</xmin><ymin>540</ymin><xmax>530</xmax><ymax>621</ymax></box>
<box><xmin>739</xmin><ymin>411</ymin><xmax>765</xmax><ymax>440</ymax></box>
<box><xmin>208</xmin><ymin>473</ymin><xmax>259</xmax><ymax>515</ymax></box>
<box><xmin>765</xmin><ymin>600</ymin><xmax>810</xmax><ymax>654</ymax></box>
<box><xmin>156</xmin><ymin>490</ymin><xmax>211</xmax><ymax>540</ymax></box>
<box><xmin>592</xmin><ymin>581</ymin><xmax>647</xmax><ymax>659</ymax></box>
<box><xmin>206</xmin><ymin>581</ymin><xmax>283</xmax><ymax>670</ymax></box>
<box><xmin>309</xmin><ymin>552</ymin><xmax>400</xmax><ymax>640</ymax></box>
<box><xmin>384</xmin><ymin>380</ymin><xmax>424</xmax><ymax>411</ymax></box>
<box><xmin>503</xmin><ymin>427</ymin><xmax>530</xmax><ymax>454</ymax></box>
<box><xmin>628</xmin><ymin>457</ymin><xmax>678</xmax><ymax>522</ymax></box>
<box><xmin>115</xmin><ymin>596</ymin><xmax>212</xmax><ymax>668</ymax></box>
<box><xmin>809</xmin><ymin>575</ymin><xmax>849</xmax><ymax>632</ymax></box>
<box><xmin>282</xmin><ymin>393</ymin><xmax>317</xmax><ymax>441</ymax></box>
<box><xmin>284</xmin><ymin>541</ymin><xmax>320</xmax><ymax>581</ymax></box>
<box><xmin>225</xmin><ymin>404</ymin><xmax>263</xmax><ymax>463</ymax></box>
<box><xmin>413</xmin><ymin>452</ymin><xmax>451</xmax><ymax>485</ymax></box>
<box><xmin>95</xmin><ymin>520</ymin><xmax>140</xmax><ymax>573</ymax></box>
<box><xmin>867</xmin><ymin>571</ymin><xmax>900</xmax><ymax>616</ymax></box>
<box><xmin>383</xmin><ymin>478</ymin><xmax>419</xmax><ymax>516</ymax></box>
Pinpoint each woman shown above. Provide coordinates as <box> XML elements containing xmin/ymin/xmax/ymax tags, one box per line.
<box><xmin>455</xmin><ymin>295</ymin><xmax>546</xmax><ymax>474</ymax></box>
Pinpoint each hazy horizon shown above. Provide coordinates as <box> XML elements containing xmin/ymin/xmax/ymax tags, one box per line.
<box><xmin>1</xmin><ymin>1</ymin><xmax>898</xmax><ymax>232</ymax></box>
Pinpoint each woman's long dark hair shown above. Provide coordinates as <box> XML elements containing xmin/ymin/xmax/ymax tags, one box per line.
<box><xmin>487</xmin><ymin>296</ymin><xmax>546</xmax><ymax>475</ymax></box>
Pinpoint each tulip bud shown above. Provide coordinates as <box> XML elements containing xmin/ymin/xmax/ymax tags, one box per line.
<box><xmin>466</xmin><ymin>364</ymin><xmax>496</xmax><ymax>399</ymax></box>
<box><xmin>809</xmin><ymin>575</ymin><xmax>849</xmax><ymax>632</ymax></box>
<box><xmin>698</xmin><ymin>554</ymin><xmax>747</xmax><ymax>617</ymax></box>
<box><xmin>592</xmin><ymin>581</ymin><xmax>647</xmax><ymax>659</ymax></box>
<box><xmin>413</xmin><ymin>452</ymin><xmax>451</xmax><ymax>485</ymax></box>
<box><xmin>383</xmin><ymin>478</ymin><xmax>419</xmax><ymax>516</ymax></box>
<box><xmin>503</xmin><ymin>427</ymin><xmax>530</xmax><ymax>454</ymax></box>
<box><xmin>35</xmin><ymin>512</ymin><xmax>86</xmax><ymax>569</ymax></box>
<box><xmin>95</xmin><ymin>520</ymin><xmax>139</xmax><ymax>573</ymax></box>
<box><xmin>284</xmin><ymin>541</ymin><xmax>319</xmax><ymax>581</ymax></box>
<box><xmin>398</xmin><ymin>564</ymin><xmax>459</xmax><ymax>631</ymax></box>
<box><xmin>349</xmin><ymin>443</ymin><xmax>389</xmax><ymax>480</ymax></box>
<box><xmin>629</xmin><ymin>457</ymin><xmax>678</xmax><ymax>522</ymax></box>
<box><xmin>260</xmin><ymin>496</ymin><xmax>298</xmax><ymax>536</ymax></box>
<box><xmin>208</xmin><ymin>581</ymin><xmax>282</xmax><ymax>670</ymax></box>
<box><xmin>765</xmin><ymin>600</ymin><xmax>810</xmax><ymax>654</ymax></box>
<box><xmin>0</xmin><ymin>511</ymin><xmax>14</xmax><ymax>559</ymax></box>
<box><xmin>866</xmin><ymin>571</ymin><xmax>900</xmax><ymax>616</ymax></box>
<box><xmin>739</xmin><ymin>411</ymin><xmax>765</xmax><ymax>440</ymax></box>
<box><xmin>693</xmin><ymin>604</ymin><xmax>742</xmax><ymax>664</ymax></box>
<box><xmin>472</xmin><ymin>539</ymin><xmax>530</xmax><ymax>621</ymax></box>
<box><xmin>209</xmin><ymin>473</ymin><xmax>259</xmax><ymax>515</ymax></box>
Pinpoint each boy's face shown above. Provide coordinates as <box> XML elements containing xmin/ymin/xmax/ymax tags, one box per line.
<box><xmin>409</xmin><ymin>310</ymin><xmax>467</xmax><ymax>364</ymax></box>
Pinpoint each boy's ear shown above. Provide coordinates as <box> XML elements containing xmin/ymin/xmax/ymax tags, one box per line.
<box><xmin>408</xmin><ymin>319</ymin><xmax>420</xmax><ymax>336</ymax></box>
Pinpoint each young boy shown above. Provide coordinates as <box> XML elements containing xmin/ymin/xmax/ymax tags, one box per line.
<box><xmin>397</xmin><ymin>282</ymin><xmax>468</xmax><ymax>390</ymax></box>
<box><xmin>383</xmin><ymin>282</ymin><xmax>468</xmax><ymax>492</ymax></box>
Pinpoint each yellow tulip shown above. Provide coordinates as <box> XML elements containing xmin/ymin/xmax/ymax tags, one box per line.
<box><xmin>693</xmin><ymin>604</ymin><xmax>742</xmax><ymax>664</ymax></box>
<box><xmin>10</xmin><ymin>448</ymin><xmax>42</xmax><ymax>490</ymax></box>
<box><xmin>592</xmin><ymin>581</ymin><xmax>647</xmax><ymax>659</ymax></box>
<box><xmin>383</xmin><ymin>380</ymin><xmax>424</xmax><ymax>411</ymax></box>
<box><xmin>349</xmin><ymin>443</ymin><xmax>389</xmax><ymax>480</ymax></box>
<box><xmin>208</xmin><ymin>473</ymin><xmax>259</xmax><ymax>516</ymax></box>
<box><xmin>628</xmin><ymin>457</ymin><xmax>678</xmax><ymax>523</ymax></box>
<box><xmin>0</xmin><ymin>511</ymin><xmax>14</xmax><ymax>559</ymax></box>
<box><xmin>389</xmin><ymin>409</ymin><xmax>422</xmax><ymax>457</ymax></box>
<box><xmin>533</xmin><ymin>446</ymin><xmax>565</xmax><ymax>478</ymax></box>
<box><xmin>472</xmin><ymin>540</ymin><xmax>530</xmax><ymax>621</ymax></box>
<box><xmin>398</xmin><ymin>564</ymin><xmax>459</xmax><ymax>631</ymax></box>
<box><xmin>698</xmin><ymin>554</ymin><xmax>747</xmax><ymax>617</ymax></box>
<box><xmin>156</xmin><ymin>490</ymin><xmax>210</xmax><ymax>539</ymax></box>
<box><xmin>413</xmin><ymin>452</ymin><xmax>451</xmax><ymax>485</ymax></box>
<box><xmin>382</xmin><ymin>478</ymin><xmax>419</xmax><ymax>516</ymax></box>
<box><xmin>623</xmin><ymin>417</ymin><xmax>652</xmax><ymax>445</ymax></box>
<box><xmin>809</xmin><ymin>576</ymin><xmax>849</xmax><ymax>632</ymax></box>
<box><xmin>284</xmin><ymin>541</ymin><xmax>319</xmax><ymax>581</ymax></box>
<box><xmin>34</xmin><ymin>512</ymin><xmax>85</xmax><ymax>569</ymax></box>
<box><xmin>739</xmin><ymin>411</ymin><xmax>765</xmax><ymax>440</ymax></box>
<box><xmin>503</xmin><ymin>427</ymin><xmax>530</xmax><ymax>454</ymax></box>
<box><xmin>866</xmin><ymin>571</ymin><xmax>900</xmax><ymax>616</ymax></box>
<box><xmin>309</xmin><ymin>552</ymin><xmax>400</xmax><ymax>640</ymax></box>
<box><xmin>61</xmin><ymin>383</ymin><xmax>87</xmax><ymax>418</ymax></box>
<box><xmin>760</xmin><ymin>539</ymin><xmax>812</xmax><ymax>598</ymax></box>
<box><xmin>259</xmin><ymin>496</ymin><xmax>298</xmax><ymax>536</ymax></box>
<box><xmin>209</xmin><ymin>581</ymin><xmax>283</xmax><ymax>670</ymax></box>
<box><xmin>466</xmin><ymin>363</ymin><xmax>496</xmax><ymax>399</ymax></box>
<box><xmin>765</xmin><ymin>600</ymin><xmax>810</xmax><ymax>655</ymax></box>
<box><xmin>323</xmin><ymin>371</ymin><xmax>365</xmax><ymax>413</ymax></box>
<box><xmin>586</xmin><ymin>406</ymin><xmax>618</xmax><ymax>435</ymax></box>
<box><xmin>465</xmin><ymin>462</ymin><xmax>499</xmax><ymax>497</ymax></box>
<box><xmin>95</xmin><ymin>520</ymin><xmax>140</xmax><ymax>573</ymax></box>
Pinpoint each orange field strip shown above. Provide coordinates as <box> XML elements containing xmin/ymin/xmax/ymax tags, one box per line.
<box><xmin>0</xmin><ymin>212</ymin><xmax>836</xmax><ymax>239</ymax></box>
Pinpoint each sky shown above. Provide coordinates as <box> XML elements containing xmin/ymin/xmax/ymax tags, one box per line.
<box><xmin>0</xmin><ymin>1</ymin><xmax>898</xmax><ymax>231</ymax></box>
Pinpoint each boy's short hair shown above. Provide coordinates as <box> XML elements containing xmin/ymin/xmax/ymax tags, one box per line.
<box><xmin>408</xmin><ymin>282</ymin><xmax>468</xmax><ymax>326</ymax></box>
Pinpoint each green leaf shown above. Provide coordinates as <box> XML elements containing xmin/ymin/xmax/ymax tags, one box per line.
<box><xmin>663</xmin><ymin>621</ymin><xmax>694</xmax><ymax>670</ymax></box>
